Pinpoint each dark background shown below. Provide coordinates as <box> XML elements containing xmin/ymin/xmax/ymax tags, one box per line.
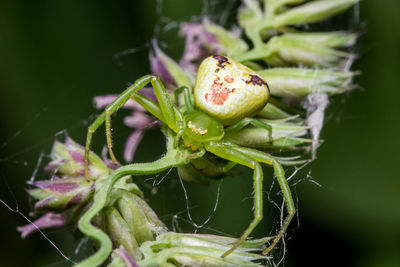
<box><xmin>1</xmin><ymin>0</ymin><xmax>399</xmax><ymax>266</ymax></box>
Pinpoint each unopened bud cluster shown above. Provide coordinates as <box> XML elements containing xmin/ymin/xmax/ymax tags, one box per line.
<box><xmin>20</xmin><ymin>138</ymin><xmax>270</xmax><ymax>266</ymax></box>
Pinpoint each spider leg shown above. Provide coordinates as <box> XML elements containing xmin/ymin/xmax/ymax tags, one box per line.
<box><xmin>131</xmin><ymin>92</ymin><xmax>186</xmax><ymax>148</ymax></box>
<box><xmin>84</xmin><ymin>75</ymin><xmax>182</xmax><ymax>179</ymax></box>
<box><xmin>204</xmin><ymin>141</ymin><xmax>264</xmax><ymax>258</ymax></box>
<box><xmin>225</xmin><ymin>118</ymin><xmax>273</xmax><ymax>143</ymax></box>
<box><xmin>225</xmin><ymin>143</ymin><xmax>296</xmax><ymax>255</ymax></box>
<box><xmin>132</xmin><ymin>92</ymin><xmax>165</xmax><ymax>123</ymax></box>
<box><xmin>174</xmin><ymin>86</ymin><xmax>194</xmax><ymax>112</ymax></box>
<box><xmin>173</xmin><ymin>86</ymin><xmax>195</xmax><ymax>147</ymax></box>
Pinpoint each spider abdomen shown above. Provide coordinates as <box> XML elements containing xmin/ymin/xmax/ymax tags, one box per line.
<box><xmin>194</xmin><ymin>56</ymin><xmax>270</xmax><ymax>125</ymax></box>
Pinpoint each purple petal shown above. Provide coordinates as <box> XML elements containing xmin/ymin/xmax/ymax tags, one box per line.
<box><xmin>115</xmin><ymin>246</ymin><xmax>139</xmax><ymax>267</ymax></box>
<box><xmin>68</xmin><ymin>149</ymin><xmax>84</xmax><ymax>164</ymax></box>
<box><xmin>67</xmin><ymin>192</ymin><xmax>83</xmax><ymax>206</ymax></box>
<box><xmin>101</xmin><ymin>147</ymin><xmax>120</xmax><ymax>170</ymax></box>
<box><xmin>34</xmin><ymin>196</ymin><xmax>55</xmax><ymax>210</ymax></box>
<box><xmin>28</xmin><ymin>177</ymin><xmax>61</xmax><ymax>188</ymax></box>
<box><xmin>139</xmin><ymin>87</ymin><xmax>158</xmax><ymax>103</ymax></box>
<box><xmin>150</xmin><ymin>42</ymin><xmax>176</xmax><ymax>86</ymax></box>
<box><xmin>93</xmin><ymin>94</ymin><xmax>119</xmax><ymax>108</ymax></box>
<box><xmin>179</xmin><ymin>23</ymin><xmax>218</xmax><ymax>73</ymax></box>
<box><xmin>94</xmin><ymin>94</ymin><xmax>147</xmax><ymax>111</ymax></box>
<box><xmin>180</xmin><ymin>23</ymin><xmax>210</xmax><ymax>58</ymax></box>
<box><xmin>49</xmin><ymin>182</ymin><xmax>79</xmax><ymax>193</ymax></box>
<box><xmin>124</xmin><ymin>130</ymin><xmax>145</xmax><ymax>163</ymax></box>
<box><xmin>17</xmin><ymin>213</ymin><xmax>66</xmax><ymax>239</ymax></box>
<box><xmin>123</xmin><ymin>112</ymin><xmax>156</xmax><ymax>129</ymax></box>
<box><xmin>65</xmin><ymin>135</ymin><xmax>82</xmax><ymax>149</ymax></box>
<box><xmin>44</xmin><ymin>159</ymin><xmax>66</xmax><ymax>172</ymax></box>
<box><xmin>64</xmin><ymin>137</ymin><xmax>85</xmax><ymax>165</ymax></box>
<box><xmin>29</xmin><ymin>180</ymin><xmax>79</xmax><ymax>194</ymax></box>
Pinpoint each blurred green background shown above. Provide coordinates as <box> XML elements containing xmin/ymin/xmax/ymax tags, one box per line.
<box><xmin>0</xmin><ymin>0</ymin><xmax>399</xmax><ymax>266</ymax></box>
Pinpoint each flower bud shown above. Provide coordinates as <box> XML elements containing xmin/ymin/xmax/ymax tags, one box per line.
<box><xmin>17</xmin><ymin>213</ymin><xmax>66</xmax><ymax>238</ymax></box>
<box><xmin>104</xmin><ymin>207</ymin><xmax>142</xmax><ymax>261</ymax></box>
<box><xmin>150</xmin><ymin>42</ymin><xmax>192</xmax><ymax>88</ymax></box>
<box><xmin>203</xmin><ymin>20</ymin><xmax>248</xmax><ymax>58</ymax></box>
<box><xmin>27</xmin><ymin>176</ymin><xmax>93</xmax><ymax>212</ymax></box>
<box><xmin>257</xmin><ymin>102</ymin><xmax>294</xmax><ymax>120</ymax></box>
<box><xmin>46</xmin><ymin>136</ymin><xmax>109</xmax><ymax>180</ymax></box>
<box><xmin>109</xmin><ymin>246</ymin><xmax>139</xmax><ymax>267</ymax></box>
<box><xmin>238</xmin><ymin>0</ymin><xmax>263</xmax><ymax>30</ymax></box>
<box><xmin>224</xmin><ymin>118</ymin><xmax>311</xmax><ymax>151</ymax></box>
<box><xmin>284</xmin><ymin>32</ymin><xmax>357</xmax><ymax>48</ymax></box>
<box><xmin>265</xmin><ymin>35</ymin><xmax>350</xmax><ymax>67</ymax></box>
<box><xmin>258</xmin><ymin>68</ymin><xmax>354</xmax><ymax>98</ymax></box>
<box><xmin>116</xmin><ymin>190</ymin><xmax>167</xmax><ymax>244</ymax></box>
<box><xmin>138</xmin><ymin>233</ymin><xmax>269</xmax><ymax>266</ymax></box>
<box><xmin>271</xmin><ymin>0</ymin><xmax>359</xmax><ymax>28</ymax></box>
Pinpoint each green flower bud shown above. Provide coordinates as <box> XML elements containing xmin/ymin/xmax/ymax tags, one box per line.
<box><xmin>46</xmin><ymin>136</ymin><xmax>109</xmax><ymax>180</ymax></box>
<box><xmin>271</xmin><ymin>0</ymin><xmax>359</xmax><ymax>28</ymax></box>
<box><xmin>103</xmin><ymin>206</ymin><xmax>142</xmax><ymax>261</ymax></box>
<box><xmin>284</xmin><ymin>32</ymin><xmax>357</xmax><ymax>48</ymax></box>
<box><xmin>203</xmin><ymin>20</ymin><xmax>249</xmax><ymax>58</ymax></box>
<box><xmin>258</xmin><ymin>68</ymin><xmax>354</xmax><ymax>98</ymax></box>
<box><xmin>116</xmin><ymin>190</ymin><xmax>167</xmax><ymax>245</ymax></box>
<box><xmin>109</xmin><ymin>246</ymin><xmax>139</xmax><ymax>267</ymax></box>
<box><xmin>257</xmin><ymin>101</ymin><xmax>296</xmax><ymax>119</ymax></box>
<box><xmin>27</xmin><ymin>177</ymin><xmax>93</xmax><ymax>212</ymax></box>
<box><xmin>138</xmin><ymin>233</ymin><xmax>270</xmax><ymax>267</ymax></box>
<box><xmin>265</xmin><ymin>35</ymin><xmax>350</xmax><ymax>67</ymax></box>
<box><xmin>238</xmin><ymin>0</ymin><xmax>263</xmax><ymax>30</ymax></box>
<box><xmin>224</xmin><ymin>118</ymin><xmax>311</xmax><ymax>151</ymax></box>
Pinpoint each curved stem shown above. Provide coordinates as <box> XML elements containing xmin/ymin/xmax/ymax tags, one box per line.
<box><xmin>77</xmin><ymin>131</ymin><xmax>193</xmax><ymax>267</ymax></box>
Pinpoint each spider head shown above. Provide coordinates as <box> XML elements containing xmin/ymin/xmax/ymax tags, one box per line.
<box><xmin>182</xmin><ymin>110</ymin><xmax>224</xmax><ymax>151</ymax></box>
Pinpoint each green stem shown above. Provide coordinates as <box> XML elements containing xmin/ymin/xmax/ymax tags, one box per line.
<box><xmin>76</xmin><ymin>134</ymin><xmax>192</xmax><ymax>267</ymax></box>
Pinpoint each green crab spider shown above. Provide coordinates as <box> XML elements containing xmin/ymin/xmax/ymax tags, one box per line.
<box><xmin>80</xmin><ymin>55</ymin><xmax>295</xmax><ymax>266</ymax></box>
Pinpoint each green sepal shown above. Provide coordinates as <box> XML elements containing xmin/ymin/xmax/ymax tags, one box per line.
<box><xmin>238</xmin><ymin>0</ymin><xmax>263</xmax><ymax>30</ymax></box>
<box><xmin>284</xmin><ymin>32</ymin><xmax>357</xmax><ymax>48</ymax></box>
<box><xmin>258</xmin><ymin>67</ymin><xmax>355</xmax><ymax>98</ymax></box>
<box><xmin>257</xmin><ymin>102</ymin><xmax>294</xmax><ymax>119</ymax></box>
<box><xmin>271</xmin><ymin>0</ymin><xmax>359</xmax><ymax>28</ymax></box>
<box><xmin>264</xmin><ymin>35</ymin><xmax>350</xmax><ymax>67</ymax></box>
<box><xmin>224</xmin><ymin>119</ymin><xmax>311</xmax><ymax>150</ymax></box>
<box><xmin>50</xmin><ymin>138</ymin><xmax>109</xmax><ymax>180</ymax></box>
<box><xmin>203</xmin><ymin>20</ymin><xmax>249</xmax><ymax>58</ymax></box>
<box><xmin>138</xmin><ymin>233</ymin><xmax>269</xmax><ymax>267</ymax></box>
<box><xmin>103</xmin><ymin>206</ymin><xmax>142</xmax><ymax>261</ymax></box>
<box><xmin>116</xmin><ymin>190</ymin><xmax>167</xmax><ymax>245</ymax></box>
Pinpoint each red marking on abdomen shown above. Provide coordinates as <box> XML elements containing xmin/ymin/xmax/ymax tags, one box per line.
<box><xmin>224</xmin><ymin>75</ymin><xmax>234</xmax><ymax>83</ymax></box>
<box><xmin>205</xmin><ymin>77</ymin><xmax>235</xmax><ymax>105</ymax></box>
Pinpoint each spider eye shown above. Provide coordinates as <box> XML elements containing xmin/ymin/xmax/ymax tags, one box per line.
<box><xmin>183</xmin><ymin>111</ymin><xmax>224</xmax><ymax>143</ymax></box>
